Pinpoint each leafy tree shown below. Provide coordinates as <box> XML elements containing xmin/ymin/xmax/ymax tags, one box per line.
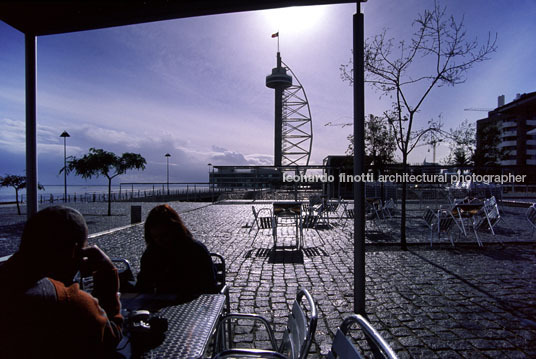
<box><xmin>340</xmin><ymin>1</ymin><xmax>496</xmax><ymax>249</ymax></box>
<box><xmin>346</xmin><ymin>114</ymin><xmax>397</xmax><ymax>175</ymax></box>
<box><xmin>445</xmin><ymin>119</ymin><xmax>476</xmax><ymax>166</ymax></box>
<box><xmin>473</xmin><ymin>123</ymin><xmax>507</xmax><ymax>172</ymax></box>
<box><xmin>62</xmin><ymin>148</ymin><xmax>146</xmax><ymax>216</ymax></box>
<box><xmin>0</xmin><ymin>175</ymin><xmax>44</xmax><ymax>215</ymax></box>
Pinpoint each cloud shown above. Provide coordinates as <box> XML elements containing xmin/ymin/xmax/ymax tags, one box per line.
<box><xmin>209</xmin><ymin>147</ymin><xmax>274</xmax><ymax>166</ymax></box>
<box><xmin>0</xmin><ymin>118</ymin><xmax>25</xmax><ymax>153</ymax></box>
<box><xmin>211</xmin><ymin>145</ymin><xmax>228</xmax><ymax>152</ymax></box>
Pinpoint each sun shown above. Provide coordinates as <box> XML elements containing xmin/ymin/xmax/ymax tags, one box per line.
<box><xmin>262</xmin><ymin>5</ymin><xmax>326</xmax><ymax>36</ymax></box>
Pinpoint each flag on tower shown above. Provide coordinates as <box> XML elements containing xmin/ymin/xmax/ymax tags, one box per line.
<box><xmin>271</xmin><ymin>32</ymin><xmax>279</xmax><ymax>38</ymax></box>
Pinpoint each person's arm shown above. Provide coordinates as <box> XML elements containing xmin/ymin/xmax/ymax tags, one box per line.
<box><xmin>51</xmin><ymin>278</ymin><xmax>123</xmax><ymax>352</ymax></box>
<box><xmin>79</xmin><ymin>246</ymin><xmax>123</xmax><ymax>347</ymax></box>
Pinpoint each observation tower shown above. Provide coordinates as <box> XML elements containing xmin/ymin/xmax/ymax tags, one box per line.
<box><xmin>266</xmin><ymin>52</ymin><xmax>313</xmax><ymax>169</ymax></box>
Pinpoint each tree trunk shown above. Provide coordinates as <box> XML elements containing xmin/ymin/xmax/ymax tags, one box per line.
<box><xmin>400</xmin><ymin>155</ymin><xmax>408</xmax><ymax>250</ymax></box>
<box><xmin>107</xmin><ymin>178</ymin><xmax>112</xmax><ymax>216</ymax></box>
<box><xmin>15</xmin><ymin>188</ymin><xmax>21</xmax><ymax>215</ymax></box>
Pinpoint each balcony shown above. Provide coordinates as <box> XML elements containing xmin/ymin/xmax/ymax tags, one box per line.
<box><xmin>501</xmin><ymin>121</ymin><xmax>517</xmax><ymax>128</ymax></box>
<box><xmin>502</xmin><ymin>131</ymin><xmax>517</xmax><ymax>137</ymax></box>
<box><xmin>498</xmin><ymin>141</ymin><xmax>516</xmax><ymax>148</ymax></box>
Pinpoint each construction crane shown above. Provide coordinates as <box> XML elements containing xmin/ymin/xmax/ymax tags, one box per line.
<box><xmin>463</xmin><ymin>108</ymin><xmax>492</xmax><ymax>112</ymax></box>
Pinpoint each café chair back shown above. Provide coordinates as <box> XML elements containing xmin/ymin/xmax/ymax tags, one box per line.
<box><xmin>342</xmin><ymin>208</ymin><xmax>355</xmax><ymax>229</ymax></box>
<box><xmin>527</xmin><ymin>203</ymin><xmax>536</xmax><ymax>238</ymax></box>
<box><xmin>381</xmin><ymin>198</ymin><xmax>396</xmax><ymax>219</ymax></box>
<box><xmin>75</xmin><ymin>257</ymin><xmax>135</xmax><ymax>294</ymax></box>
<box><xmin>215</xmin><ymin>288</ymin><xmax>317</xmax><ymax>359</ymax></box>
<box><xmin>111</xmin><ymin>258</ymin><xmax>137</xmax><ymax>293</ymax></box>
<box><xmin>326</xmin><ymin>314</ymin><xmax>398</xmax><ymax>359</ymax></box>
<box><xmin>249</xmin><ymin>206</ymin><xmax>276</xmax><ymax>234</ymax></box>
<box><xmin>210</xmin><ymin>252</ymin><xmax>232</xmax><ymax>348</ymax></box>
<box><xmin>480</xmin><ymin>196</ymin><xmax>503</xmax><ymax>235</ymax></box>
<box><xmin>213</xmin><ymin>348</ymin><xmax>289</xmax><ymax>358</ymax></box>
<box><xmin>422</xmin><ymin>209</ymin><xmax>455</xmax><ymax>247</ymax></box>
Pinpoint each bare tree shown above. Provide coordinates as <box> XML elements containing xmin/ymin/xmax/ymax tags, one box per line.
<box><xmin>341</xmin><ymin>1</ymin><xmax>497</xmax><ymax>249</ymax></box>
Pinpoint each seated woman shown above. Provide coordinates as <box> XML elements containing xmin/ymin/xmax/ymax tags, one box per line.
<box><xmin>136</xmin><ymin>204</ymin><xmax>218</xmax><ymax>302</ymax></box>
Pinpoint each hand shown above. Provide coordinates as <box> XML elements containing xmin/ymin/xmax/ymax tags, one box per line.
<box><xmin>80</xmin><ymin>245</ymin><xmax>115</xmax><ymax>274</ymax></box>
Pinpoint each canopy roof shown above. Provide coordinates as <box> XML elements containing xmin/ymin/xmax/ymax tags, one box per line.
<box><xmin>0</xmin><ymin>1</ymin><xmax>355</xmax><ymax>36</ymax></box>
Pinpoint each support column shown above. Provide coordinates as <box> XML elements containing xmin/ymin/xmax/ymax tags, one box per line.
<box><xmin>25</xmin><ymin>34</ymin><xmax>38</xmax><ymax>219</ymax></box>
<box><xmin>353</xmin><ymin>4</ymin><xmax>366</xmax><ymax>315</ymax></box>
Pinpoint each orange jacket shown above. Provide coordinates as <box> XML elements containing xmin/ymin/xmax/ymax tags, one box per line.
<box><xmin>0</xmin><ymin>256</ymin><xmax>123</xmax><ymax>359</ymax></box>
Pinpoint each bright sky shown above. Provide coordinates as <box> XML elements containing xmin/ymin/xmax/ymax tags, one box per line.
<box><xmin>1</xmin><ymin>0</ymin><xmax>535</xmax><ymax>185</ymax></box>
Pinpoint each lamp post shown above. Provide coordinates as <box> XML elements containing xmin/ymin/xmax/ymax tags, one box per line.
<box><xmin>60</xmin><ymin>131</ymin><xmax>70</xmax><ymax>202</ymax></box>
<box><xmin>207</xmin><ymin>163</ymin><xmax>212</xmax><ymax>202</ymax></box>
<box><xmin>165</xmin><ymin>153</ymin><xmax>171</xmax><ymax>196</ymax></box>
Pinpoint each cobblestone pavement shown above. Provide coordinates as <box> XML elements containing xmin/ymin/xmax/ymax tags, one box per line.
<box><xmin>0</xmin><ymin>201</ymin><xmax>208</xmax><ymax>256</ymax></box>
<box><xmin>81</xmin><ymin>202</ymin><xmax>536</xmax><ymax>358</ymax></box>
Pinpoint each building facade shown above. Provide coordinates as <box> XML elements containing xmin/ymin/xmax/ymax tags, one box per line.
<box><xmin>477</xmin><ymin>92</ymin><xmax>536</xmax><ymax>167</ymax></box>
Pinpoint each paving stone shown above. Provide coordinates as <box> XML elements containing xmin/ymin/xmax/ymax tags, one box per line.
<box><xmin>25</xmin><ymin>201</ymin><xmax>535</xmax><ymax>359</ymax></box>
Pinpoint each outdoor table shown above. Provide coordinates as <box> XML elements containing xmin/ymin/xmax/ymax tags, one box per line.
<box><xmin>451</xmin><ymin>201</ymin><xmax>484</xmax><ymax>239</ymax></box>
<box><xmin>117</xmin><ymin>293</ymin><xmax>226</xmax><ymax>359</ymax></box>
<box><xmin>273</xmin><ymin>201</ymin><xmax>303</xmax><ymax>249</ymax></box>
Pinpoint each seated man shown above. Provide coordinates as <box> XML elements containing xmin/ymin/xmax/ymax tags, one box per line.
<box><xmin>0</xmin><ymin>206</ymin><xmax>122</xmax><ymax>359</ymax></box>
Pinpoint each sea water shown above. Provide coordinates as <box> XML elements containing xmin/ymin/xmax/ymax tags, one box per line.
<box><xmin>0</xmin><ymin>183</ymin><xmax>210</xmax><ymax>203</ymax></box>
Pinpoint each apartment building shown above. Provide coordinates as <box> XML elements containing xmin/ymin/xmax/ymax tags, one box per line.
<box><xmin>476</xmin><ymin>92</ymin><xmax>536</xmax><ymax>166</ymax></box>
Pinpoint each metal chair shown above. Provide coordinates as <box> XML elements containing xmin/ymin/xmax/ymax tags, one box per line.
<box><xmin>213</xmin><ymin>349</ymin><xmax>289</xmax><ymax>358</ymax></box>
<box><xmin>326</xmin><ymin>314</ymin><xmax>398</xmax><ymax>359</ymax></box>
<box><xmin>422</xmin><ymin>208</ymin><xmax>455</xmax><ymax>247</ymax></box>
<box><xmin>470</xmin><ymin>197</ymin><xmax>504</xmax><ymax>246</ymax></box>
<box><xmin>366</xmin><ymin>199</ymin><xmax>383</xmax><ymax>220</ymax></box>
<box><xmin>342</xmin><ymin>207</ymin><xmax>355</xmax><ymax>229</ymax></box>
<box><xmin>112</xmin><ymin>258</ymin><xmax>136</xmax><ymax>293</ymax></box>
<box><xmin>210</xmin><ymin>252</ymin><xmax>232</xmax><ymax>349</ymax></box>
<box><xmin>480</xmin><ymin>196</ymin><xmax>504</xmax><ymax>236</ymax></box>
<box><xmin>250</xmin><ymin>206</ymin><xmax>277</xmax><ymax>237</ymax></box>
<box><xmin>381</xmin><ymin>198</ymin><xmax>396</xmax><ymax>219</ymax></box>
<box><xmin>527</xmin><ymin>204</ymin><xmax>536</xmax><ymax>238</ymax></box>
<box><xmin>76</xmin><ymin>257</ymin><xmax>135</xmax><ymax>293</ymax></box>
<box><xmin>215</xmin><ymin>288</ymin><xmax>317</xmax><ymax>359</ymax></box>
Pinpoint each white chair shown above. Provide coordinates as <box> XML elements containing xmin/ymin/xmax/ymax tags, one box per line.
<box><xmin>526</xmin><ymin>204</ymin><xmax>536</xmax><ymax>239</ymax></box>
<box><xmin>249</xmin><ymin>206</ymin><xmax>276</xmax><ymax>234</ymax></box>
<box><xmin>422</xmin><ymin>208</ymin><xmax>455</xmax><ymax>247</ymax></box>
<box><xmin>381</xmin><ymin>198</ymin><xmax>396</xmax><ymax>219</ymax></box>
<box><xmin>474</xmin><ymin>196</ymin><xmax>504</xmax><ymax>245</ymax></box>
<box><xmin>215</xmin><ymin>288</ymin><xmax>317</xmax><ymax>359</ymax></box>
<box><xmin>326</xmin><ymin>314</ymin><xmax>398</xmax><ymax>359</ymax></box>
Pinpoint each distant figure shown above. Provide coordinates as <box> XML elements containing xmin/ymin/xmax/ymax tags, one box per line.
<box><xmin>0</xmin><ymin>206</ymin><xmax>122</xmax><ymax>359</ymax></box>
<box><xmin>136</xmin><ymin>204</ymin><xmax>217</xmax><ymax>302</ymax></box>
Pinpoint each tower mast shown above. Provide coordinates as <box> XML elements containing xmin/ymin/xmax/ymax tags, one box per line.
<box><xmin>266</xmin><ymin>51</ymin><xmax>292</xmax><ymax>167</ymax></box>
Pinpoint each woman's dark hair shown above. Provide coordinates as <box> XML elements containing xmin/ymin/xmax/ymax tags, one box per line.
<box><xmin>144</xmin><ymin>204</ymin><xmax>192</xmax><ymax>246</ymax></box>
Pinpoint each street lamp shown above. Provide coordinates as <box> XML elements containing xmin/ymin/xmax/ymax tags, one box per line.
<box><xmin>165</xmin><ymin>153</ymin><xmax>171</xmax><ymax>195</ymax></box>
<box><xmin>60</xmin><ymin>131</ymin><xmax>70</xmax><ymax>202</ymax></box>
<box><xmin>207</xmin><ymin>163</ymin><xmax>213</xmax><ymax>203</ymax></box>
